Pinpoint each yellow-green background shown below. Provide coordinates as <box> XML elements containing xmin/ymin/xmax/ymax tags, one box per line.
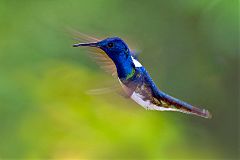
<box><xmin>0</xmin><ymin>0</ymin><xmax>238</xmax><ymax>159</ymax></box>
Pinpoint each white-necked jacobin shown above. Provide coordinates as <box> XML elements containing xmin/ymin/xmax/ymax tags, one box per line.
<box><xmin>73</xmin><ymin>36</ymin><xmax>212</xmax><ymax>119</ymax></box>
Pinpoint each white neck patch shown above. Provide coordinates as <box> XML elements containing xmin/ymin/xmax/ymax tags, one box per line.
<box><xmin>131</xmin><ymin>56</ymin><xmax>142</xmax><ymax>67</ymax></box>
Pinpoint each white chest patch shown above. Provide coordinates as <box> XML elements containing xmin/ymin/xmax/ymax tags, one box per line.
<box><xmin>118</xmin><ymin>77</ymin><xmax>173</xmax><ymax>111</ymax></box>
<box><xmin>131</xmin><ymin>56</ymin><xmax>142</xmax><ymax>67</ymax></box>
<box><xmin>130</xmin><ymin>92</ymin><xmax>178</xmax><ymax>111</ymax></box>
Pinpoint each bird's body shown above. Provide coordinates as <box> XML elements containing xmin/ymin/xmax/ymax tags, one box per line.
<box><xmin>73</xmin><ymin>36</ymin><xmax>211</xmax><ymax>118</ymax></box>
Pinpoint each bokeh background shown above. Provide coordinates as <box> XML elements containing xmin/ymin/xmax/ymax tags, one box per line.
<box><xmin>0</xmin><ymin>0</ymin><xmax>239</xmax><ymax>159</ymax></box>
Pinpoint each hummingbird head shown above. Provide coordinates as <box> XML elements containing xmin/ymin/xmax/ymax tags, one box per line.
<box><xmin>73</xmin><ymin>37</ymin><xmax>131</xmax><ymax>63</ymax></box>
<box><xmin>73</xmin><ymin>37</ymin><xmax>136</xmax><ymax>79</ymax></box>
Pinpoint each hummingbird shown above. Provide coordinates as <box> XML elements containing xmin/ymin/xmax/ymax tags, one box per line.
<box><xmin>73</xmin><ymin>36</ymin><xmax>212</xmax><ymax>119</ymax></box>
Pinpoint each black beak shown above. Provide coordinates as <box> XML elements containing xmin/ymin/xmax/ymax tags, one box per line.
<box><xmin>73</xmin><ymin>42</ymin><xmax>99</xmax><ymax>47</ymax></box>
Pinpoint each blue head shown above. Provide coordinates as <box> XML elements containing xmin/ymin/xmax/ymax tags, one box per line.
<box><xmin>73</xmin><ymin>37</ymin><xmax>135</xmax><ymax>79</ymax></box>
<box><xmin>73</xmin><ymin>37</ymin><xmax>131</xmax><ymax>62</ymax></box>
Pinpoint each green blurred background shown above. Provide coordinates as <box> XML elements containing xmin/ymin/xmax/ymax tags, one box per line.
<box><xmin>0</xmin><ymin>0</ymin><xmax>239</xmax><ymax>159</ymax></box>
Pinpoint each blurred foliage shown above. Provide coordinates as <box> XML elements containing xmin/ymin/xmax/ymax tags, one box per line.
<box><xmin>0</xmin><ymin>0</ymin><xmax>239</xmax><ymax>159</ymax></box>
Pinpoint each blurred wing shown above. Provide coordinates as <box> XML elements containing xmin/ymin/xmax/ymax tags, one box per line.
<box><xmin>86</xmin><ymin>85</ymin><xmax>120</xmax><ymax>95</ymax></box>
<box><xmin>69</xmin><ymin>29</ymin><xmax>127</xmax><ymax>96</ymax></box>
<box><xmin>69</xmin><ymin>28</ymin><xmax>117</xmax><ymax>78</ymax></box>
<box><xmin>69</xmin><ymin>29</ymin><xmax>136</xmax><ymax>98</ymax></box>
<box><xmin>88</xmin><ymin>48</ymin><xmax>117</xmax><ymax>78</ymax></box>
<box><xmin>67</xmin><ymin>28</ymin><xmax>100</xmax><ymax>42</ymax></box>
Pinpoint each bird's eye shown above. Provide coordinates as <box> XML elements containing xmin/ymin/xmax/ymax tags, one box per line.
<box><xmin>107</xmin><ymin>42</ymin><xmax>114</xmax><ymax>48</ymax></box>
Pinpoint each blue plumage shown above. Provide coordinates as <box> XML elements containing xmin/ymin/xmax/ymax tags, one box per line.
<box><xmin>73</xmin><ymin>37</ymin><xmax>212</xmax><ymax>118</ymax></box>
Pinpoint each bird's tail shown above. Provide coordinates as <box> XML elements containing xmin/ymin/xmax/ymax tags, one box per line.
<box><xmin>173</xmin><ymin>104</ymin><xmax>212</xmax><ymax>119</ymax></box>
<box><xmin>157</xmin><ymin>91</ymin><xmax>212</xmax><ymax>119</ymax></box>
